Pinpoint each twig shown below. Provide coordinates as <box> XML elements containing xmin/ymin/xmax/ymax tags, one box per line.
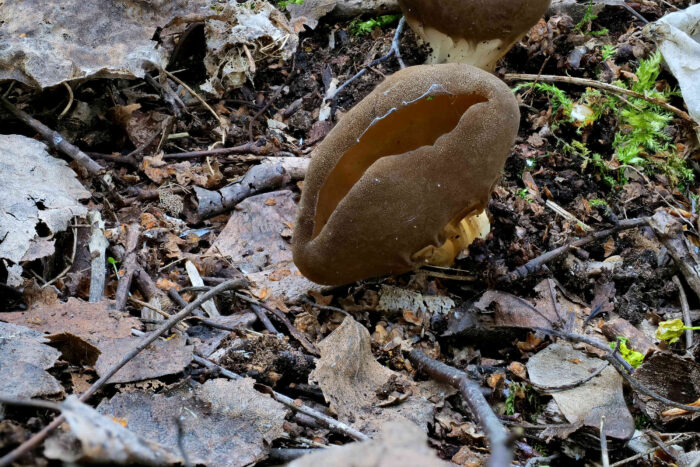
<box><xmin>146</xmin><ymin>73</ymin><xmax>186</xmax><ymax>117</ymax></box>
<box><xmin>0</xmin><ymin>397</ymin><xmax>61</xmax><ymax>412</ymax></box>
<box><xmin>185</xmin><ymin>260</ymin><xmax>219</xmax><ymax>317</ymax></box>
<box><xmin>162</xmin><ymin>69</ymin><xmax>224</xmax><ymax>143</ymax></box>
<box><xmin>527</xmin><ymin>362</ymin><xmax>609</xmax><ymax>392</ymax></box>
<box><xmin>58</xmin><ymin>82</ymin><xmax>74</xmax><ymax>119</ymax></box>
<box><xmin>504</xmin><ymin>74</ymin><xmax>694</xmax><ymax>123</ymax></box>
<box><xmin>0</xmin><ymin>96</ymin><xmax>104</xmax><ymax>175</ymax></box>
<box><xmin>501</xmin><ymin>217</ymin><xmax>649</xmax><ymax>282</ymax></box>
<box><xmin>652</xmin><ymin>215</ymin><xmax>700</xmax><ymax>308</ymax></box>
<box><xmin>191</xmin><ymin>356</ymin><xmax>369</xmax><ymax>441</ymax></box>
<box><xmin>408</xmin><ymin>349</ymin><xmax>511</xmax><ymax>467</ymax></box>
<box><xmin>600</xmin><ymin>416</ymin><xmax>610</xmax><ymax>467</ymax></box>
<box><xmin>672</xmin><ymin>275</ymin><xmax>693</xmax><ymax>350</ymax></box>
<box><xmin>191</xmin><ymin>161</ymin><xmax>290</xmax><ymax>220</ymax></box>
<box><xmin>236</xmin><ymin>293</ymin><xmax>319</xmax><ymax>356</ymax></box>
<box><xmin>300</xmin><ymin>297</ymin><xmax>350</xmax><ymax>316</ymax></box>
<box><xmin>163</xmin><ymin>142</ymin><xmax>265</xmax><ymax>160</ymax></box>
<box><xmin>113</xmin><ymin>223</ymin><xmax>141</xmax><ymax>311</ymax></box>
<box><xmin>330</xmin><ymin>17</ymin><xmax>406</xmax><ymax>103</ymax></box>
<box><xmin>251</xmin><ymin>303</ymin><xmax>280</xmax><ymax>333</ymax></box>
<box><xmin>168</xmin><ymin>288</ymin><xmax>206</xmax><ymax>318</ymax></box>
<box><xmin>0</xmin><ymin>279</ymin><xmax>247</xmax><ymax>467</ymax></box>
<box><xmin>87</xmin><ymin>211</ymin><xmax>109</xmax><ymax>302</ymax></box>
<box><xmin>610</xmin><ymin>433</ymin><xmax>687</xmax><ymax>466</ymax></box>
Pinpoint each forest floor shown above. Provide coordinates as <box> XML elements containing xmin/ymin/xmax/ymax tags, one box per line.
<box><xmin>1</xmin><ymin>0</ymin><xmax>700</xmax><ymax>465</ymax></box>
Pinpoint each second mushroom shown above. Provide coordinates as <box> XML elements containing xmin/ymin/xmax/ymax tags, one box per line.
<box><xmin>398</xmin><ymin>0</ymin><xmax>552</xmax><ymax>70</ymax></box>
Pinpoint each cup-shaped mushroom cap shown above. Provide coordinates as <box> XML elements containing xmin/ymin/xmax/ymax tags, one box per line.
<box><xmin>398</xmin><ymin>0</ymin><xmax>552</xmax><ymax>69</ymax></box>
<box><xmin>292</xmin><ymin>64</ymin><xmax>520</xmax><ymax>286</ymax></box>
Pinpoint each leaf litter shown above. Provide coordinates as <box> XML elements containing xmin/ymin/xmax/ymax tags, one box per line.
<box><xmin>2</xmin><ymin>0</ymin><xmax>700</xmax><ymax>465</ymax></box>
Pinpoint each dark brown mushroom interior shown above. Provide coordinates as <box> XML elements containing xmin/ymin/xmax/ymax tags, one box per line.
<box><xmin>312</xmin><ymin>93</ymin><xmax>487</xmax><ymax>238</ymax></box>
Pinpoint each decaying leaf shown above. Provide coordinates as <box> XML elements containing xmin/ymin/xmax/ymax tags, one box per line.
<box><xmin>310</xmin><ymin>316</ymin><xmax>441</xmax><ymax>434</ymax></box>
<box><xmin>0</xmin><ymin>298</ymin><xmax>185</xmax><ymax>383</ymax></box>
<box><xmin>646</xmin><ymin>4</ymin><xmax>700</xmax><ymax>134</ymax></box>
<box><xmin>209</xmin><ymin>190</ymin><xmax>297</xmax><ymax>273</ymax></box>
<box><xmin>0</xmin><ymin>135</ymin><xmax>90</xmax><ymax>286</ymax></box>
<box><xmin>1</xmin><ymin>298</ymin><xmax>141</xmax><ymax>345</ymax></box>
<box><xmin>95</xmin><ymin>334</ymin><xmax>193</xmax><ymax>383</ymax></box>
<box><xmin>0</xmin><ymin>0</ymin><xmax>210</xmax><ymax>88</ymax></box>
<box><xmin>0</xmin><ymin>322</ymin><xmax>64</xmax><ymax>399</ymax></box>
<box><xmin>289</xmin><ymin>421</ymin><xmax>452</xmax><ymax>467</ymax></box>
<box><xmin>44</xmin><ymin>397</ymin><xmax>181</xmax><ymax>465</ymax></box>
<box><xmin>97</xmin><ymin>378</ymin><xmax>289</xmax><ymax>466</ymax></box>
<box><xmin>527</xmin><ymin>342</ymin><xmax>635</xmax><ymax>440</ymax></box>
<box><xmin>200</xmin><ymin>1</ymin><xmax>299</xmax><ymax>95</ymax></box>
<box><xmin>287</xmin><ymin>0</ymin><xmax>337</xmax><ymax>30</ymax></box>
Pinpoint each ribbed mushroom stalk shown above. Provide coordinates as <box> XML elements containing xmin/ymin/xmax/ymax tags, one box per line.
<box><xmin>398</xmin><ymin>0</ymin><xmax>552</xmax><ymax>70</ymax></box>
<box><xmin>292</xmin><ymin>64</ymin><xmax>520</xmax><ymax>285</ymax></box>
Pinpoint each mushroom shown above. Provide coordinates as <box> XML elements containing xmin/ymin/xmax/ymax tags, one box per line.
<box><xmin>292</xmin><ymin>64</ymin><xmax>520</xmax><ymax>285</ymax></box>
<box><xmin>398</xmin><ymin>0</ymin><xmax>552</xmax><ymax>70</ymax></box>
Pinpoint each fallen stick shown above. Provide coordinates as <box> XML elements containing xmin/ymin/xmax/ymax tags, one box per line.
<box><xmin>501</xmin><ymin>217</ymin><xmax>649</xmax><ymax>283</ymax></box>
<box><xmin>112</xmin><ymin>223</ymin><xmax>141</xmax><ymax>311</ymax></box>
<box><xmin>192</xmin><ymin>355</ymin><xmax>369</xmax><ymax>441</ymax></box>
<box><xmin>408</xmin><ymin>349</ymin><xmax>512</xmax><ymax>467</ymax></box>
<box><xmin>87</xmin><ymin>212</ymin><xmax>109</xmax><ymax>303</ymax></box>
<box><xmin>0</xmin><ymin>96</ymin><xmax>104</xmax><ymax>175</ymax></box>
<box><xmin>162</xmin><ymin>142</ymin><xmax>265</xmax><ymax>160</ymax></box>
<box><xmin>0</xmin><ymin>278</ymin><xmax>247</xmax><ymax>467</ymax></box>
<box><xmin>191</xmin><ymin>160</ymin><xmax>302</xmax><ymax>220</ymax></box>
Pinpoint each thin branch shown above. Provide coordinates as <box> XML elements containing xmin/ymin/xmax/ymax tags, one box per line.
<box><xmin>504</xmin><ymin>73</ymin><xmax>694</xmax><ymax>123</ymax></box>
<box><xmin>192</xmin><ymin>355</ymin><xmax>369</xmax><ymax>441</ymax></box>
<box><xmin>0</xmin><ymin>397</ymin><xmax>61</xmax><ymax>412</ymax></box>
<box><xmin>250</xmin><ymin>303</ymin><xmax>280</xmax><ymax>333</ymax></box>
<box><xmin>330</xmin><ymin>17</ymin><xmax>406</xmax><ymax>103</ymax></box>
<box><xmin>163</xmin><ymin>69</ymin><xmax>222</xmax><ymax>128</ymax></box>
<box><xmin>0</xmin><ymin>96</ymin><xmax>104</xmax><ymax>175</ymax></box>
<box><xmin>0</xmin><ymin>279</ymin><xmax>247</xmax><ymax>467</ymax></box>
<box><xmin>672</xmin><ymin>275</ymin><xmax>694</xmax><ymax>350</ymax></box>
<box><xmin>113</xmin><ymin>223</ymin><xmax>141</xmax><ymax>311</ymax></box>
<box><xmin>162</xmin><ymin>142</ymin><xmax>265</xmax><ymax>160</ymax></box>
<box><xmin>600</xmin><ymin>416</ymin><xmax>610</xmax><ymax>467</ymax></box>
<box><xmin>408</xmin><ymin>349</ymin><xmax>512</xmax><ymax>467</ymax></box>
<box><xmin>236</xmin><ymin>293</ymin><xmax>319</xmax><ymax>356</ymax></box>
<box><xmin>501</xmin><ymin>217</ymin><xmax>649</xmax><ymax>283</ymax></box>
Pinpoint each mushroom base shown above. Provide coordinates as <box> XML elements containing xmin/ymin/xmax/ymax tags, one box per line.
<box><xmin>410</xmin><ymin>23</ymin><xmax>511</xmax><ymax>71</ymax></box>
<box><xmin>412</xmin><ymin>210</ymin><xmax>491</xmax><ymax>267</ymax></box>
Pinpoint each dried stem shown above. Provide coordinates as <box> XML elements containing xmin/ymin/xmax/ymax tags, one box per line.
<box><xmin>408</xmin><ymin>349</ymin><xmax>512</xmax><ymax>467</ymax></box>
<box><xmin>501</xmin><ymin>217</ymin><xmax>649</xmax><ymax>283</ymax></box>
<box><xmin>192</xmin><ymin>355</ymin><xmax>369</xmax><ymax>441</ymax></box>
<box><xmin>672</xmin><ymin>275</ymin><xmax>693</xmax><ymax>350</ymax></box>
<box><xmin>0</xmin><ymin>96</ymin><xmax>103</xmax><ymax>175</ymax></box>
<box><xmin>113</xmin><ymin>223</ymin><xmax>141</xmax><ymax>311</ymax></box>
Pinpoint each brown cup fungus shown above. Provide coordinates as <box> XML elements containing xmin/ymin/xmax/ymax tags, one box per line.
<box><xmin>398</xmin><ymin>0</ymin><xmax>552</xmax><ymax>70</ymax></box>
<box><xmin>292</xmin><ymin>64</ymin><xmax>520</xmax><ymax>285</ymax></box>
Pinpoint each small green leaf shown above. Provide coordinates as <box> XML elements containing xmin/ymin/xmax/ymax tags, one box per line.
<box><xmin>610</xmin><ymin>337</ymin><xmax>644</xmax><ymax>368</ymax></box>
<box><xmin>656</xmin><ymin>319</ymin><xmax>700</xmax><ymax>344</ymax></box>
